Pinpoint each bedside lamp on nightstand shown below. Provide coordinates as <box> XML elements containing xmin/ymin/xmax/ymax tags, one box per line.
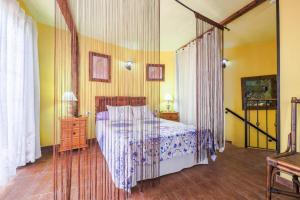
<box><xmin>62</xmin><ymin>91</ymin><xmax>78</xmax><ymax>117</ymax></box>
<box><xmin>60</xmin><ymin>92</ymin><xmax>87</xmax><ymax>152</ymax></box>
<box><xmin>164</xmin><ymin>94</ymin><xmax>173</xmax><ymax>111</ymax></box>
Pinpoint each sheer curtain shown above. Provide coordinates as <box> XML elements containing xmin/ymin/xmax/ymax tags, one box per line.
<box><xmin>195</xmin><ymin>16</ymin><xmax>224</xmax><ymax>162</ymax></box>
<box><xmin>0</xmin><ymin>0</ymin><xmax>41</xmax><ymax>186</ymax></box>
<box><xmin>175</xmin><ymin>43</ymin><xmax>196</xmax><ymax>126</ymax></box>
<box><xmin>54</xmin><ymin>0</ymin><xmax>160</xmax><ymax>198</ymax></box>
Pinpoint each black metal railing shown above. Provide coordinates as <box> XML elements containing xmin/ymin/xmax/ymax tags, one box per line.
<box><xmin>225</xmin><ymin>108</ymin><xmax>277</xmax><ymax>141</ymax></box>
<box><xmin>243</xmin><ymin>99</ymin><xmax>277</xmax><ymax>150</ymax></box>
<box><xmin>225</xmin><ymin>99</ymin><xmax>277</xmax><ymax>151</ymax></box>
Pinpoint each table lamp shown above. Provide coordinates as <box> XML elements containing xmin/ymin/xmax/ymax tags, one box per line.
<box><xmin>62</xmin><ymin>91</ymin><xmax>78</xmax><ymax>117</ymax></box>
<box><xmin>164</xmin><ymin>94</ymin><xmax>173</xmax><ymax>111</ymax></box>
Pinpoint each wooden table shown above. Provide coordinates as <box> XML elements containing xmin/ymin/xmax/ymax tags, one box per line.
<box><xmin>159</xmin><ymin>112</ymin><xmax>179</xmax><ymax>122</ymax></box>
<box><xmin>59</xmin><ymin>117</ymin><xmax>88</xmax><ymax>152</ymax></box>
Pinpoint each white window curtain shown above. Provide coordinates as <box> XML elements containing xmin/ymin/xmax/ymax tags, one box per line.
<box><xmin>0</xmin><ymin>0</ymin><xmax>41</xmax><ymax>186</ymax></box>
<box><xmin>175</xmin><ymin>43</ymin><xmax>197</xmax><ymax>126</ymax></box>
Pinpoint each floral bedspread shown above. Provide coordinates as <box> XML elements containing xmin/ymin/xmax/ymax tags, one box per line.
<box><xmin>158</xmin><ymin>119</ymin><xmax>196</xmax><ymax>160</ymax></box>
<box><xmin>96</xmin><ymin>118</ymin><xmax>196</xmax><ymax>191</ymax></box>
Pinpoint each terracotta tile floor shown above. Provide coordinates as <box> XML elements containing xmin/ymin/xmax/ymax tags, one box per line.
<box><xmin>0</xmin><ymin>144</ymin><xmax>297</xmax><ymax>200</ymax></box>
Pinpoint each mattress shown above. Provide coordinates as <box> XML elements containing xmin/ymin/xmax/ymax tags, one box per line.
<box><xmin>96</xmin><ymin>118</ymin><xmax>202</xmax><ymax>191</ymax></box>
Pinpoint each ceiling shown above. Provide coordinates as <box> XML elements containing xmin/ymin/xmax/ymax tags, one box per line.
<box><xmin>224</xmin><ymin>1</ymin><xmax>276</xmax><ymax>48</ymax></box>
<box><xmin>23</xmin><ymin>0</ymin><xmax>276</xmax><ymax>51</ymax></box>
<box><xmin>23</xmin><ymin>0</ymin><xmax>55</xmax><ymax>26</ymax></box>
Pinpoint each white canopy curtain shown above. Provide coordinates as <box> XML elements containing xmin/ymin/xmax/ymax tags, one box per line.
<box><xmin>0</xmin><ymin>0</ymin><xmax>41</xmax><ymax>187</ymax></box>
<box><xmin>195</xmin><ymin>14</ymin><xmax>225</xmax><ymax>163</ymax></box>
<box><xmin>175</xmin><ymin>43</ymin><xmax>196</xmax><ymax>126</ymax></box>
<box><xmin>175</xmin><ymin>16</ymin><xmax>224</xmax><ymax>163</ymax></box>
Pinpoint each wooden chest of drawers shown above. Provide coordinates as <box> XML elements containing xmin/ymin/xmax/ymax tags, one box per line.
<box><xmin>60</xmin><ymin>117</ymin><xmax>88</xmax><ymax>152</ymax></box>
<box><xmin>159</xmin><ymin>112</ymin><xmax>179</xmax><ymax>122</ymax></box>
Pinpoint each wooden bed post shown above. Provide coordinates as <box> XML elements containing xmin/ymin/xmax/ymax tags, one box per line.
<box><xmin>56</xmin><ymin>0</ymin><xmax>80</xmax><ymax>116</ymax></box>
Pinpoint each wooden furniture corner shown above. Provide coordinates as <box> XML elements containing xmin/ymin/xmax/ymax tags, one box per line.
<box><xmin>60</xmin><ymin>117</ymin><xmax>88</xmax><ymax>152</ymax></box>
<box><xmin>266</xmin><ymin>97</ymin><xmax>300</xmax><ymax>199</ymax></box>
<box><xmin>159</xmin><ymin>111</ymin><xmax>179</xmax><ymax>122</ymax></box>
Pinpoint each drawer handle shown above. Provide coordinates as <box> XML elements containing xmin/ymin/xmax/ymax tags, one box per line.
<box><xmin>73</xmin><ymin>123</ymin><xmax>76</xmax><ymax>126</ymax></box>
<box><xmin>73</xmin><ymin>132</ymin><xmax>76</xmax><ymax>135</ymax></box>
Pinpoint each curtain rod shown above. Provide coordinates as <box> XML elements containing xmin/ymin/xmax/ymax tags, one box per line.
<box><xmin>176</xmin><ymin>28</ymin><xmax>212</xmax><ymax>51</ymax></box>
<box><xmin>174</xmin><ymin>0</ymin><xmax>228</xmax><ymax>30</ymax></box>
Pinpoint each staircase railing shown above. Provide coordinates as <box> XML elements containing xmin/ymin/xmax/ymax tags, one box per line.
<box><xmin>225</xmin><ymin>99</ymin><xmax>277</xmax><ymax>150</ymax></box>
<box><xmin>244</xmin><ymin>99</ymin><xmax>277</xmax><ymax>150</ymax></box>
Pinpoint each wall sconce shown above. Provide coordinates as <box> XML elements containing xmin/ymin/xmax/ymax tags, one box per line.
<box><xmin>124</xmin><ymin>60</ymin><xmax>133</xmax><ymax>71</ymax></box>
<box><xmin>222</xmin><ymin>59</ymin><xmax>230</xmax><ymax>68</ymax></box>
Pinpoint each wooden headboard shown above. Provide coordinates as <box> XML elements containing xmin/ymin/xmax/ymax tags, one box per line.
<box><xmin>95</xmin><ymin>96</ymin><xmax>146</xmax><ymax>113</ymax></box>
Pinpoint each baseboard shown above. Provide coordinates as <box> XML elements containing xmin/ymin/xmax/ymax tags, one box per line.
<box><xmin>41</xmin><ymin>145</ymin><xmax>53</xmax><ymax>154</ymax></box>
<box><xmin>40</xmin><ymin>138</ymin><xmax>97</xmax><ymax>154</ymax></box>
<box><xmin>41</xmin><ymin>144</ymin><xmax>60</xmax><ymax>154</ymax></box>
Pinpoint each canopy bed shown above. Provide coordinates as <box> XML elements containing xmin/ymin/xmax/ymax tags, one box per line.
<box><xmin>53</xmin><ymin>0</ymin><xmax>225</xmax><ymax>199</ymax></box>
<box><xmin>95</xmin><ymin>96</ymin><xmax>206</xmax><ymax>191</ymax></box>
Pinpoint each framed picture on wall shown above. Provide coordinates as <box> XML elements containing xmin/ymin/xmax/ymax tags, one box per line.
<box><xmin>146</xmin><ymin>64</ymin><xmax>165</xmax><ymax>81</ymax></box>
<box><xmin>241</xmin><ymin>75</ymin><xmax>277</xmax><ymax>110</ymax></box>
<box><xmin>89</xmin><ymin>51</ymin><xmax>111</xmax><ymax>82</ymax></box>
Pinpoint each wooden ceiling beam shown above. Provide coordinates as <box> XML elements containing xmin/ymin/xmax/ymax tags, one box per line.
<box><xmin>221</xmin><ymin>0</ymin><xmax>267</xmax><ymax>25</ymax></box>
<box><xmin>174</xmin><ymin>0</ymin><xmax>225</xmax><ymax>30</ymax></box>
<box><xmin>56</xmin><ymin>0</ymin><xmax>77</xmax><ymax>33</ymax></box>
<box><xmin>177</xmin><ymin>0</ymin><xmax>267</xmax><ymax>51</ymax></box>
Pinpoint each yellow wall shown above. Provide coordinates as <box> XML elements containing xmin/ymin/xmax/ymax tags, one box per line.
<box><xmin>42</xmin><ymin>30</ymin><xmax>175</xmax><ymax>145</ymax></box>
<box><xmin>280</xmin><ymin>0</ymin><xmax>300</xmax><ymax>152</ymax></box>
<box><xmin>160</xmin><ymin>52</ymin><xmax>176</xmax><ymax>111</ymax></box>
<box><xmin>39</xmin><ymin>26</ymin><xmax>174</xmax><ymax>145</ymax></box>
<box><xmin>224</xmin><ymin>40</ymin><xmax>277</xmax><ymax>148</ymax></box>
<box><xmin>74</xmin><ymin>37</ymin><xmax>176</xmax><ymax>139</ymax></box>
<box><xmin>38</xmin><ymin>23</ymin><xmax>55</xmax><ymax>146</ymax></box>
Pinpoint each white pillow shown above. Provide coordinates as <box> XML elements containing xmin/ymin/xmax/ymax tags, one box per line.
<box><xmin>131</xmin><ymin>105</ymin><xmax>154</xmax><ymax>120</ymax></box>
<box><xmin>107</xmin><ymin>105</ymin><xmax>133</xmax><ymax>121</ymax></box>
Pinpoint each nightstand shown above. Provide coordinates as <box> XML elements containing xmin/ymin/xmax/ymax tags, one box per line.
<box><xmin>60</xmin><ymin>117</ymin><xmax>88</xmax><ymax>152</ymax></box>
<box><xmin>159</xmin><ymin>112</ymin><xmax>179</xmax><ymax>122</ymax></box>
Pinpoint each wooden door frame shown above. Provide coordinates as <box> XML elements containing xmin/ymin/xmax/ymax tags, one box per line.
<box><xmin>276</xmin><ymin>0</ymin><xmax>281</xmax><ymax>153</ymax></box>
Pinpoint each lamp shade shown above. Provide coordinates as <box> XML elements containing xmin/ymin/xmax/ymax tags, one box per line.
<box><xmin>164</xmin><ymin>94</ymin><xmax>173</xmax><ymax>101</ymax></box>
<box><xmin>62</xmin><ymin>91</ymin><xmax>78</xmax><ymax>102</ymax></box>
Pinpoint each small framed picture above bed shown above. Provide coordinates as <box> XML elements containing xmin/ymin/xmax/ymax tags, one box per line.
<box><xmin>146</xmin><ymin>64</ymin><xmax>165</xmax><ymax>81</ymax></box>
<box><xmin>89</xmin><ymin>51</ymin><xmax>111</xmax><ymax>82</ymax></box>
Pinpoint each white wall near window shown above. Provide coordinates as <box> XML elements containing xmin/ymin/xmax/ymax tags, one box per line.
<box><xmin>0</xmin><ymin>0</ymin><xmax>41</xmax><ymax>187</ymax></box>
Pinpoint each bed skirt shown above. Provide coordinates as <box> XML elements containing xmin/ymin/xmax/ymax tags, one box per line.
<box><xmin>160</xmin><ymin>154</ymin><xmax>208</xmax><ymax>177</ymax></box>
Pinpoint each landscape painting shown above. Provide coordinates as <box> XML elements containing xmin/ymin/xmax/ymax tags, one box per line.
<box><xmin>241</xmin><ymin>75</ymin><xmax>277</xmax><ymax>110</ymax></box>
